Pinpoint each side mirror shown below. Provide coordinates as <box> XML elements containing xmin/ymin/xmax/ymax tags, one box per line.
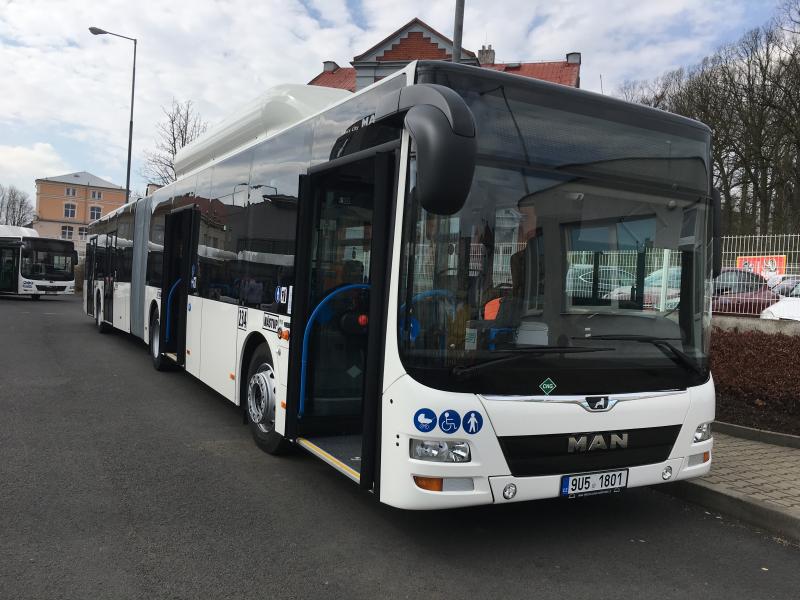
<box><xmin>375</xmin><ymin>84</ymin><xmax>477</xmax><ymax>215</ymax></box>
<box><xmin>712</xmin><ymin>188</ymin><xmax>722</xmax><ymax>278</ymax></box>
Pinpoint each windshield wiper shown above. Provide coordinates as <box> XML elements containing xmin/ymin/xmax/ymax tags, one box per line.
<box><xmin>574</xmin><ymin>334</ymin><xmax>702</xmax><ymax>375</ymax></box>
<box><xmin>452</xmin><ymin>346</ymin><xmax>615</xmax><ymax>378</ymax></box>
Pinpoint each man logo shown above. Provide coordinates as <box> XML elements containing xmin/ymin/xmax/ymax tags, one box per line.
<box><xmin>567</xmin><ymin>432</ymin><xmax>629</xmax><ymax>453</ymax></box>
<box><xmin>586</xmin><ymin>396</ymin><xmax>608</xmax><ymax>410</ymax></box>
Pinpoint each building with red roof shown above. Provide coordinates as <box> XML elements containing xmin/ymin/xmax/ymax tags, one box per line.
<box><xmin>308</xmin><ymin>17</ymin><xmax>580</xmax><ymax>93</ymax></box>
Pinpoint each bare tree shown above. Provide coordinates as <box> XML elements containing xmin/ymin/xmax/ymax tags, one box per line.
<box><xmin>141</xmin><ymin>99</ymin><xmax>208</xmax><ymax>186</ymax></box>
<box><xmin>616</xmin><ymin>5</ymin><xmax>800</xmax><ymax>235</ymax></box>
<box><xmin>0</xmin><ymin>184</ymin><xmax>35</xmax><ymax>226</ymax></box>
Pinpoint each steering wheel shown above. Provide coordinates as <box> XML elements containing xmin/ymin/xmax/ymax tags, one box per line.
<box><xmin>400</xmin><ymin>289</ymin><xmax>457</xmax><ymax>344</ymax></box>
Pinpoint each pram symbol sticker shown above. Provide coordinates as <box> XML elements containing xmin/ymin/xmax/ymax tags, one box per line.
<box><xmin>413</xmin><ymin>408</ymin><xmax>437</xmax><ymax>433</ymax></box>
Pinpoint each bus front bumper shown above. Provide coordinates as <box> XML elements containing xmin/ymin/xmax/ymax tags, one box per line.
<box><xmin>488</xmin><ymin>444</ymin><xmax>712</xmax><ymax>504</ymax></box>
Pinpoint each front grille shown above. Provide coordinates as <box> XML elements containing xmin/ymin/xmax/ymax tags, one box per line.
<box><xmin>498</xmin><ymin>425</ymin><xmax>681</xmax><ymax>477</ymax></box>
<box><xmin>35</xmin><ymin>285</ymin><xmax>66</xmax><ymax>292</ymax></box>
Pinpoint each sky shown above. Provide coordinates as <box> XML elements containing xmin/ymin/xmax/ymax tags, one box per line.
<box><xmin>0</xmin><ymin>0</ymin><xmax>778</xmax><ymax>203</ymax></box>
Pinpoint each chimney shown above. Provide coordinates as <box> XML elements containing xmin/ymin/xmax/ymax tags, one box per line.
<box><xmin>566</xmin><ymin>52</ymin><xmax>581</xmax><ymax>65</ymax></box>
<box><xmin>478</xmin><ymin>44</ymin><xmax>496</xmax><ymax>65</ymax></box>
<box><xmin>323</xmin><ymin>60</ymin><xmax>339</xmax><ymax>72</ymax></box>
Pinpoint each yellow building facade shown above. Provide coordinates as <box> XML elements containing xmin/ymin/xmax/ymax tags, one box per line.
<box><xmin>34</xmin><ymin>171</ymin><xmax>125</xmax><ymax>257</ymax></box>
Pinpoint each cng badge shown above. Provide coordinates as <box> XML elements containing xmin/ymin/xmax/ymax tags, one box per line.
<box><xmin>539</xmin><ymin>377</ymin><xmax>557</xmax><ymax>395</ymax></box>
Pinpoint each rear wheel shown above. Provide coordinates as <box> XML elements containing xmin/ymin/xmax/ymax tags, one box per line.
<box><xmin>96</xmin><ymin>296</ymin><xmax>108</xmax><ymax>333</ymax></box>
<box><xmin>149</xmin><ymin>311</ymin><xmax>167</xmax><ymax>371</ymax></box>
<box><xmin>245</xmin><ymin>345</ymin><xmax>289</xmax><ymax>455</ymax></box>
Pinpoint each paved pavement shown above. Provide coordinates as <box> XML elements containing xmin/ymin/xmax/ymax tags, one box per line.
<box><xmin>706</xmin><ymin>433</ymin><xmax>800</xmax><ymax>511</ymax></box>
<box><xmin>667</xmin><ymin>432</ymin><xmax>800</xmax><ymax>544</ymax></box>
<box><xmin>2</xmin><ymin>295</ymin><xmax>800</xmax><ymax>600</ymax></box>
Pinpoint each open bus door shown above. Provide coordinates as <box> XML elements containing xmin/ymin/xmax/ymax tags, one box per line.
<box><xmin>159</xmin><ymin>206</ymin><xmax>199</xmax><ymax>367</ymax></box>
<box><xmin>102</xmin><ymin>231</ymin><xmax>116</xmax><ymax>325</ymax></box>
<box><xmin>86</xmin><ymin>236</ymin><xmax>97</xmax><ymax>315</ymax></box>
<box><xmin>286</xmin><ymin>150</ymin><xmax>395</xmax><ymax>493</ymax></box>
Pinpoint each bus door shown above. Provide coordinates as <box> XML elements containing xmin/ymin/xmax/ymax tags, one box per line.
<box><xmin>159</xmin><ymin>205</ymin><xmax>199</xmax><ymax>367</ymax></box>
<box><xmin>0</xmin><ymin>244</ymin><xmax>19</xmax><ymax>293</ymax></box>
<box><xmin>86</xmin><ymin>237</ymin><xmax>97</xmax><ymax>315</ymax></box>
<box><xmin>103</xmin><ymin>231</ymin><xmax>116</xmax><ymax>325</ymax></box>
<box><xmin>287</xmin><ymin>151</ymin><xmax>395</xmax><ymax>491</ymax></box>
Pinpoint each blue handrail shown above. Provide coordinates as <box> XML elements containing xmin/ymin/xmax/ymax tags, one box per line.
<box><xmin>164</xmin><ymin>278</ymin><xmax>182</xmax><ymax>343</ymax></box>
<box><xmin>298</xmin><ymin>283</ymin><xmax>369</xmax><ymax>418</ymax></box>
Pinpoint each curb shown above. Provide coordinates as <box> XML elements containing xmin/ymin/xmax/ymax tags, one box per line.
<box><xmin>714</xmin><ymin>421</ymin><xmax>800</xmax><ymax>449</ymax></box>
<box><xmin>661</xmin><ymin>479</ymin><xmax>800</xmax><ymax>546</ymax></box>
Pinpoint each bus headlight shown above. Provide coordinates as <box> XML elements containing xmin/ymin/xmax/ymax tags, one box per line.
<box><xmin>410</xmin><ymin>439</ymin><xmax>471</xmax><ymax>463</ymax></box>
<box><xmin>693</xmin><ymin>422</ymin><xmax>712</xmax><ymax>443</ymax></box>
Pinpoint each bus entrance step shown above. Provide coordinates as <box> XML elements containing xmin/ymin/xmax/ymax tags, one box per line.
<box><xmin>297</xmin><ymin>435</ymin><xmax>362</xmax><ymax>483</ymax></box>
<box><xmin>165</xmin><ymin>352</ymin><xmax>178</xmax><ymax>361</ymax></box>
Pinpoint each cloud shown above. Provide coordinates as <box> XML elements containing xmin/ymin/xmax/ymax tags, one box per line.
<box><xmin>0</xmin><ymin>0</ymin><xmax>776</xmax><ymax>195</ymax></box>
<box><xmin>0</xmin><ymin>142</ymin><xmax>71</xmax><ymax>200</ymax></box>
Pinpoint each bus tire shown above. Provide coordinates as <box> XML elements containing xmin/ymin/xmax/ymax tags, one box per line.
<box><xmin>149</xmin><ymin>311</ymin><xmax>168</xmax><ymax>371</ymax></box>
<box><xmin>245</xmin><ymin>345</ymin><xmax>289</xmax><ymax>455</ymax></box>
<box><xmin>96</xmin><ymin>296</ymin><xmax>109</xmax><ymax>333</ymax></box>
<box><xmin>31</xmin><ymin>294</ymin><xmax>40</xmax><ymax>301</ymax></box>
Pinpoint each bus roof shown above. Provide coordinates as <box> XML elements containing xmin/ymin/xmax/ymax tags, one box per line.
<box><xmin>0</xmin><ymin>225</ymin><xmax>39</xmax><ymax>239</ymax></box>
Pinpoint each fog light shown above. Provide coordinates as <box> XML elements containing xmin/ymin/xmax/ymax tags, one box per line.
<box><xmin>693</xmin><ymin>422</ymin><xmax>712</xmax><ymax>443</ymax></box>
<box><xmin>410</xmin><ymin>439</ymin><xmax>470</xmax><ymax>463</ymax></box>
<box><xmin>502</xmin><ymin>483</ymin><xmax>517</xmax><ymax>500</ymax></box>
<box><xmin>662</xmin><ymin>466</ymin><xmax>673</xmax><ymax>481</ymax></box>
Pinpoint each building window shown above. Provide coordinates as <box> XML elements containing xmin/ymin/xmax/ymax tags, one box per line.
<box><xmin>65</xmin><ymin>187</ymin><xmax>76</xmax><ymax>197</ymax></box>
<box><xmin>90</xmin><ymin>206</ymin><xmax>102</xmax><ymax>220</ymax></box>
<box><xmin>91</xmin><ymin>190</ymin><xmax>103</xmax><ymax>200</ymax></box>
<box><xmin>61</xmin><ymin>226</ymin><xmax>74</xmax><ymax>240</ymax></box>
<box><xmin>79</xmin><ymin>226</ymin><xmax>87</xmax><ymax>241</ymax></box>
<box><xmin>64</xmin><ymin>203</ymin><xmax>76</xmax><ymax>218</ymax></box>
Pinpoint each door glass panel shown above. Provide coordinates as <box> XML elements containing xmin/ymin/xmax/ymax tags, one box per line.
<box><xmin>305</xmin><ymin>163</ymin><xmax>374</xmax><ymax>417</ymax></box>
<box><xmin>0</xmin><ymin>248</ymin><xmax>15</xmax><ymax>291</ymax></box>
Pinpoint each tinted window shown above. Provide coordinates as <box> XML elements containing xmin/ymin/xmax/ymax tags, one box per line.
<box><xmin>116</xmin><ymin>207</ymin><xmax>134</xmax><ymax>283</ymax></box>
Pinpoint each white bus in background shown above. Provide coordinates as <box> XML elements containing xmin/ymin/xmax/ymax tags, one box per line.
<box><xmin>0</xmin><ymin>225</ymin><xmax>77</xmax><ymax>298</ymax></box>
<box><xmin>85</xmin><ymin>61</ymin><xmax>720</xmax><ymax>509</ymax></box>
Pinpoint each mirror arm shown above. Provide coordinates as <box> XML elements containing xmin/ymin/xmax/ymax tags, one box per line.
<box><xmin>374</xmin><ymin>84</ymin><xmax>477</xmax><ymax>216</ymax></box>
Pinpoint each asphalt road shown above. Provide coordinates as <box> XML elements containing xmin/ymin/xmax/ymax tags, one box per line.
<box><xmin>1</xmin><ymin>294</ymin><xmax>799</xmax><ymax>600</ymax></box>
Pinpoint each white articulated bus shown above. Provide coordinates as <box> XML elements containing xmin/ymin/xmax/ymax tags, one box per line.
<box><xmin>86</xmin><ymin>61</ymin><xmax>720</xmax><ymax>509</ymax></box>
<box><xmin>0</xmin><ymin>225</ymin><xmax>77</xmax><ymax>298</ymax></box>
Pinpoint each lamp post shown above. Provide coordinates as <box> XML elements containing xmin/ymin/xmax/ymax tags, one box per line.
<box><xmin>89</xmin><ymin>26</ymin><xmax>137</xmax><ymax>204</ymax></box>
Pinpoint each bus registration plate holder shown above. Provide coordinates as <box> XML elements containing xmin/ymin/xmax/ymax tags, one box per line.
<box><xmin>560</xmin><ymin>469</ymin><xmax>628</xmax><ymax>498</ymax></box>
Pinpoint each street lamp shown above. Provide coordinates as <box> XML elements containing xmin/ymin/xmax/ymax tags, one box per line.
<box><xmin>89</xmin><ymin>26</ymin><xmax>137</xmax><ymax>204</ymax></box>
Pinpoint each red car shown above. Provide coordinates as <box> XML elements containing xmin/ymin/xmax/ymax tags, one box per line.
<box><xmin>712</xmin><ymin>268</ymin><xmax>779</xmax><ymax>316</ymax></box>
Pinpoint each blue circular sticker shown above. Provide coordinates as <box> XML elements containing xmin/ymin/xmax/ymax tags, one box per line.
<box><xmin>438</xmin><ymin>410</ymin><xmax>461</xmax><ymax>434</ymax></box>
<box><xmin>413</xmin><ymin>408</ymin><xmax>437</xmax><ymax>433</ymax></box>
<box><xmin>462</xmin><ymin>411</ymin><xmax>483</xmax><ymax>434</ymax></box>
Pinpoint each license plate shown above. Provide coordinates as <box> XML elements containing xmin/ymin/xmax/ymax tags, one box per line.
<box><xmin>560</xmin><ymin>469</ymin><xmax>628</xmax><ymax>497</ymax></box>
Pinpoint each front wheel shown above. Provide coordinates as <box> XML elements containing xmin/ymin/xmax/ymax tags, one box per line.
<box><xmin>149</xmin><ymin>311</ymin><xmax>168</xmax><ymax>371</ymax></box>
<box><xmin>245</xmin><ymin>346</ymin><xmax>289</xmax><ymax>455</ymax></box>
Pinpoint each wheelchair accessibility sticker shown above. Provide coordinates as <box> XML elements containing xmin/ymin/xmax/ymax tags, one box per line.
<box><xmin>438</xmin><ymin>410</ymin><xmax>461</xmax><ymax>434</ymax></box>
<box><xmin>414</xmin><ymin>408</ymin><xmax>437</xmax><ymax>433</ymax></box>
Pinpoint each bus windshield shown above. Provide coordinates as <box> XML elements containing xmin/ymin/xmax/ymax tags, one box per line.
<box><xmin>398</xmin><ymin>70</ymin><xmax>712</xmax><ymax>396</ymax></box>
<box><xmin>21</xmin><ymin>239</ymin><xmax>75</xmax><ymax>281</ymax></box>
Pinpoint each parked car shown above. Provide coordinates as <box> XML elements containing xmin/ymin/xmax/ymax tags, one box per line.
<box><xmin>604</xmin><ymin>266</ymin><xmax>682</xmax><ymax>310</ymax></box>
<box><xmin>565</xmin><ymin>264</ymin><xmax>635</xmax><ymax>299</ymax></box>
<box><xmin>769</xmin><ymin>275</ymin><xmax>800</xmax><ymax>297</ymax></box>
<box><xmin>761</xmin><ymin>281</ymin><xmax>800</xmax><ymax>320</ymax></box>
<box><xmin>712</xmin><ymin>268</ymin><xmax>779</xmax><ymax>316</ymax></box>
